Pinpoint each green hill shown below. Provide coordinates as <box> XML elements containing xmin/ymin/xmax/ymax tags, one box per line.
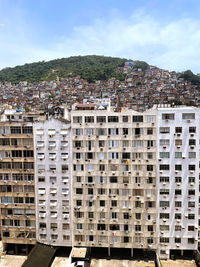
<box><xmin>0</xmin><ymin>55</ymin><xmax>128</xmax><ymax>84</ymax></box>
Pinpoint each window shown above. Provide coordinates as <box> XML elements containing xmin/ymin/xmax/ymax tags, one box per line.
<box><xmin>175</xmin><ymin>225</ymin><xmax>182</xmax><ymax>231</ymax></box>
<box><xmin>160</xmin><ymin>152</ymin><xmax>170</xmax><ymax>158</ymax></box>
<box><xmin>175</xmin><ymin>127</ymin><xmax>182</xmax><ymax>133</ymax></box>
<box><xmin>160</xmin><ymin>139</ymin><xmax>170</xmax><ymax>146</ymax></box>
<box><xmin>189</xmin><ymin>152</ymin><xmax>196</xmax><ymax>158</ymax></box>
<box><xmin>160</xmin><ymin>237</ymin><xmax>169</xmax><ymax>243</ymax></box>
<box><xmin>76</xmin><ymin>176</ymin><xmax>81</xmax><ymax>182</ymax></box>
<box><xmin>189</xmin><ymin>127</ymin><xmax>196</xmax><ymax>133</ymax></box>
<box><xmin>188</xmin><ymin>214</ymin><xmax>195</xmax><ymax>220</ymax></box>
<box><xmin>108</xmin><ymin>128</ymin><xmax>119</xmax><ymax>135</ymax></box>
<box><xmin>160</xmin><ymin>165</ymin><xmax>170</xmax><ymax>171</ymax></box>
<box><xmin>175</xmin><ymin>165</ymin><xmax>182</xmax><ymax>171</ymax></box>
<box><xmin>77</xmin><ymin>223</ymin><xmax>83</xmax><ymax>230</ymax></box>
<box><xmin>97</xmin><ymin>128</ymin><xmax>106</xmax><ymax>136</ymax></box>
<box><xmin>188</xmin><ymin>177</ymin><xmax>195</xmax><ymax>183</ymax></box>
<box><xmin>76</xmin><ymin>188</ymin><xmax>83</xmax><ymax>194</ymax></box>
<box><xmin>175</xmin><ymin>237</ymin><xmax>181</xmax><ymax>243</ymax></box>
<box><xmin>73</xmin><ymin>129</ymin><xmax>83</xmax><ymax>136</ymax></box>
<box><xmin>160</xmin><ymin>127</ymin><xmax>170</xmax><ymax>134</ymax></box>
<box><xmin>147</xmin><ymin>128</ymin><xmax>153</xmax><ymax>135</ymax></box>
<box><xmin>160</xmin><ymin>201</ymin><xmax>169</xmax><ymax>207</ymax></box>
<box><xmin>147</xmin><ymin>165</ymin><xmax>153</xmax><ymax>171</ymax></box>
<box><xmin>135</xmin><ymin>128</ymin><xmax>143</xmax><ymax>136</ymax></box>
<box><xmin>162</xmin><ymin>113</ymin><xmax>175</xmax><ymax>120</ymax></box>
<box><xmin>74</xmin><ymin>164</ymin><xmax>84</xmax><ymax>171</ymax></box>
<box><xmin>98</xmin><ymin>140</ymin><xmax>105</xmax><ymax>147</ymax></box>
<box><xmin>175</xmin><ymin>189</ymin><xmax>182</xmax><ymax>195</ymax></box>
<box><xmin>133</xmin><ymin>140</ymin><xmax>143</xmax><ymax>147</ymax></box>
<box><xmin>10</xmin><ymin>126</ymin><xmax>21</xmax><ymax>134</ymax></box>
<box><xmin>188</xmin><ymin>201</ymin><xmax>195</xmax><ymax>207</ymax></box>
<box><xmin>110</xmin><ymin>176</ymin><xmax>118</xmax><ymax>183</ymax></box>
<box><xmin>175</xmin><ymin>139</ymin><xmax>182</xmax><ymax>146</ymax></box>
<box><xmin>122</xmin><ymin>116</ymin><xmax>128</xmax><ymax>122</ymax></box>
<box><xmin>188</xmin><ymin>226</ymin><xmax>195</xmax><ymax>231</ymax></box>
<box><xmin>175</xmin><ymin>201</ymin><xmax>182</xmax><ymax>207</ymax></box>
<box><xmin>133</xmin><ymin>116</ymin><xmax>143</xmax><ymax>122</ymax></box>
<box><xmin>109</xmin><ymin>152</ymin><xmax>118</xmax><ymax>159</ymax></box>
<box><xmin>175</xmin><ymin>152</ymin><xmax>182</xmax><ymax>158</ymax></box>
<box><xmin>85</xmin><ymin>116</ymin><xmax>94</xmax><ymax>123</ymax></box>
<box><xmin>189</xmin><ymin>139</ymin><xmax>196</xmax><ymax>145</ymax></box>
<box><xmin>182</xmin><ymin>113</ymin><xmax>195</xmax><ymax>119</ymax></box>
<box><xmin>147</xmin><ymin>140</ymin><xmax>154</xmax><ymax>147</ymax></box>
<box><xmin>188</xmin><ymin>189</ymin><xmax>195</xmax><ymax>196</ymax></box>
<box><xmin>188</xmin><ymin>165</ymin><xmax>195</xmax><ymax>171</ymax></box>
<box><xmin>49</xmin><ymin>164</ymin><xmax>56</xmax><ymax>171</ymax></box>
<box><xmin>160</xmin><ymin>189</ymin><xmax>169</xmax><ymax>195</ymax></box>
<box><xmin>175</xmin><ymin>213</ymin><xmax>181</xmax><ymax>219</ymax></box>
<box><xmin>73</xmin><ymin>116</ymin><xmax>82</xmax><ymax>123</ymax></box>
<box><xmin>175</xmin><ymin>177</ymin><xmax>182</xmax><ymax>183</ymax></box>
<box><xmin>108</xmin><ymin>116</ymin><xmax>119</xmax><ymax>123</ymax></box>
<box><xmin>22</xmin><ymin>126</ymin><xmax>32</xmax><ymax>134</ymax></box>
<box><xmin>109</xmin><ymin>140</ymin><xmax>117</xmax><ymax>148</ymax></box>
<box><xmin>160</xmin><ymin>225</ymin><xmax>169</xmax><ymax>231</ymax></box>
<box><xmin>160</xmin><ymin>177</ymin><xmax>169</xmax><ymax>183</ymax></box>
<box><xmin>97</xmin><ymin>116</ymin><xmax>106</xmax><ymax>123</ymax></box>
<box><xmin>123</xmin><ymin>128</ymin><xmax>129</xmax><ymax>135</ymax></box>
<box><xmin>188</xmin><ymin>238</ymin><xmax>195</xmax><ymax>244</ymax></box>
<box><xmin>135</xmin><ymin>225</ymin><xmax>141</xmax><ymax>232</ymax></box>
<box><xmin>147</xmin><ymin>152</ymin><xmax>153</xmax><ymax>159</ymax></box>
<box><xmin>160</xmin><ymin>213</ymin><xmax>169</xmax><ymax>219</ymax></box>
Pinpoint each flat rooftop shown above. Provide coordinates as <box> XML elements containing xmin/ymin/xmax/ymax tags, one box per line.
<box><xmin>161</xmin><ymin>260</ymin><xmax>196</xmax><ymax>267</ymax></box>
<box><xmin>91</xmin><ymin>259</ymin><xmax>155</xmax><ymax>267</ymax></box>
<box><xmin>51</xmin><ymin>257</ymin><xmax>69</xmax><ymax>267</ymax></box>
<box><xmin>0</xmin><ymin>255</ymin><xmax>27</xmax><ymax>267</ymax></box>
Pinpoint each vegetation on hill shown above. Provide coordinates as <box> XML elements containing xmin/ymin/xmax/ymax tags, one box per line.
<box><xmin>133</xmin><ymin>60</ymin><xmax>149</xmax><ymax>71</ymax></box>
<box><xmin>179</xmin><ymin>70</ymin><xmax>200</xmax><ymax>86</ymax></box>
<box><xmin>0</xmin><ymin>55</ymin><xmax>128</xmax><ymax>84</ymax></box>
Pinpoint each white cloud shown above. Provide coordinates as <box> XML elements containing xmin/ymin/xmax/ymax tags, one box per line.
<box><xmin>0</xmin><ymin>11</ymin><xmax>200</xmax><ymax>73</ymax></box>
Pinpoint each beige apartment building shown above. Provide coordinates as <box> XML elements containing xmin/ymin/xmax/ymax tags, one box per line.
<box><xmin>71</xmin><ymin>102</ymin><xmax>157</xmax><ymax>255</ymax></box>
<box><xmin>0</xmin><ymin>110</ymin><xmax>37</xmax><ymax>254</ymax></box>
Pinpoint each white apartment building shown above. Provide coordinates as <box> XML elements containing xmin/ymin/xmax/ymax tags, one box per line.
<box><xmin>71</xmin><ymin>103</ymin><xmax>157</xmax><ymax>255</ymax></box>
<box><xmin>157</xmin><ymin>107</ymin><xmax>200</xmax><ymax>258</ymax></box>
<box><xmin>34</xmin><ymin>117</ymin><xmax>72</xmax><ymax>246</ymax></box>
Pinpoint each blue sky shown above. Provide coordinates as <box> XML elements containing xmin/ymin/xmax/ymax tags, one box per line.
<box><xmin>0</xmin><ymin>0</ymin><xmax>200</xmax><ymax>72</ymax></box>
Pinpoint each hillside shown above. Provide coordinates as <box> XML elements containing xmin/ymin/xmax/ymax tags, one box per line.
<box><xmin>0</xmin><ymin>55</ymin><xmax>128</xmax><ymax>84</ymax></box>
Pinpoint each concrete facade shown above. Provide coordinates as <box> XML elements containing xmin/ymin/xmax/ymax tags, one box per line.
<box><xmin>0</xmin><ymin>110</ymin><xmax>36</xmax><ymax>250</ymax></box>
<box><xmin>34</xmin><ymin>118</ymin><xmax>72</xmax><ymax>246</ymax></box>
<box><xmin>157</xmin><ymin>107</ymin><xmax>199</xmax><ymax>258</ymax></box>
<box><xmin>71</xmin><ymin>107</ymin><xmax>157</xmax><ymax>252</ymax></box>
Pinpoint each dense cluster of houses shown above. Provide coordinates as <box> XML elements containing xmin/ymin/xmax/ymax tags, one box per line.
<box><xmin>0</xmin><ymin>63</ymin><xmax>199</xmax><ymax>111</ymax></box>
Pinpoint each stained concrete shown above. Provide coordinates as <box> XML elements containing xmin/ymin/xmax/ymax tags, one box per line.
<box><xmin>161</xmin><ymin>260</ymin><xmax>196</xmax><ymax>267</ymax></box>
<box><xmin>0</xmin><ymin>255</ymin><xmax>27</xmax><ymax>267</ymax></box>
<box><xmin>91</xmin><ymin>259</ymin><xmax>155</xmax><ymax>267</ymax></box>
<box><xmin>51</xmin><ymin>257</ymin><xmax>69</xmax><ymax>267</ymax></box>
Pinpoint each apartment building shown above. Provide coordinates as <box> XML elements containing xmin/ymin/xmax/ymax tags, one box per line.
<box><xmin>157</xmin><ymin>107</ymin><xmax>200</xmax><ymax>258</ymax></box>
<box><xmin>0</xmin><ymin>102</ymin><xmax>199</xmax><ymax>259</ymax></box>
<box><xmin>71</xmin><ymin>102</ymin><xmax>157</xmax><ymax>255</ymax></box>
<box><xmin>0</xmin><ymin>109</ymin><xmax>37</xmax><ymax>254</ymax></box>
<box><xmin>34</xmin><ymin>117</ymin><xmax>72</xmax><ymax>246</ymax></box>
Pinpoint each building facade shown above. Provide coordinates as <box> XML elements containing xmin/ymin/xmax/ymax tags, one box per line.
<box><xmin>71</xmin><ymin>104</ymin><xmax>158</xmax><ymax>254</ymax></box>
<box><xmin>0</xmin><ymin>103</ymin><xmax>199</xmax><ymax>259</ymax></box>
<box><xmin>157</xmin><ymin>107</ymin><xmax>200</xmax><ymax>258</ymax></box>
<box><xmin>0</xmin><ymin>110</ymin><xmax>37</xmax><ymax>253</ymax></box>
<box><xmin>34</xmin><ymin>117</ymin><xmax>72</xmax><ymax>246</ymax></box>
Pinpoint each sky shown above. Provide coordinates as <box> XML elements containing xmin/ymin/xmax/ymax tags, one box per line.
<box><xmin>0</xmin><ymin>0</ymin><xmax>200</xmax><ymax>73</ymax></box>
